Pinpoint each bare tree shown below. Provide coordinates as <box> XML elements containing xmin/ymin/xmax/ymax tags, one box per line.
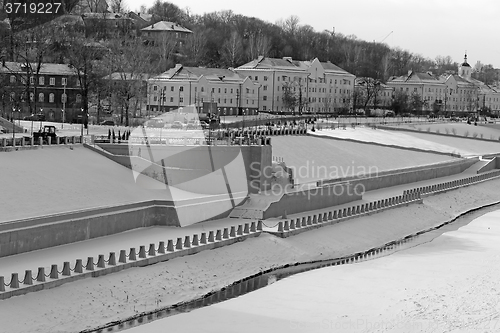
<box><xmin>222</xmin><ymin>30</ymin><xmax>243</xmax><ymax>67</ymax></box>
<box><xmin>108</xmin><ymin>37</ymin><xmax>153</xmax><ymax>126</ymax></box>
<box><xmin>184</xmin><ymin>30</ymin><xmax>207</xmax><ymax>65</ymax></box>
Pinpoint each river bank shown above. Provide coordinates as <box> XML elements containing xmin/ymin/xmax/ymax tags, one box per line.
<box><xmin>2</xmin><ymin>178</ymin><xmax>500</xmax><ymax>333</ymax></box>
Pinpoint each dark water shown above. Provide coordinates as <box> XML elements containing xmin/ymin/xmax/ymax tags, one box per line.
<box><xmin>82</xmin><ymin>202</ymin><xmax>500</xmax><ymax>333</ymax></box>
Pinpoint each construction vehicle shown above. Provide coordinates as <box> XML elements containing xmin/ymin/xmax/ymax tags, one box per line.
<box><xmin>33</xmin><ymin>125</ymin><xmax>57</xmax><ymax>144</ymax></box>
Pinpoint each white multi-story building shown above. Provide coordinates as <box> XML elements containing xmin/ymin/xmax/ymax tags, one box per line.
<box><xmin>235</xmin><ymin>56</ymin><xmax>355</xmax><ymax>114</ymax></box>
<box><xmin>147</xmin><ymin>64</ymin><xmax>260</xmax><ymax>115</ymax></box>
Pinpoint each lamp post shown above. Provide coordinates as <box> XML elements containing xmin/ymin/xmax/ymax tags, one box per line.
<box><xmin>243</xmin><ymin>108</ymin><xmax>247</xmax><ymax>135</ymax></box>
<box><xmin>61</xmin><ymin>109</ymin><xmax>65</xmax><ymax>129</ymax></box>
<box><xmin>11</xmin><ymin>107</ymin><xmax>16</xmax><ymax>143</ymax></box>
<box><xmin>80</xmin><ymin>108</ymin><xmax>84</xmax><ymax>138</ymax></box>
<box><xmin>39</xmin><ymin>108</ymin><xmax>43</xmax><ymax>130</ymax></box>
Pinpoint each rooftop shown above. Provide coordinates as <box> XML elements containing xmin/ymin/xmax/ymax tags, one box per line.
<box><xmin>0</xmin><ymin>62</ymin><xmax>75</xmax><ymax>75</ymax></box>
<box><xmin>141</xmin><ymin>21</ymin><xmax>192</xmax><ymax>33</ymax></box>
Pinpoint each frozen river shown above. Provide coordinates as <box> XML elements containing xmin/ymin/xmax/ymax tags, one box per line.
<box><xmin>124</xmin><ymin>209</ymin><xmax>500</xmax><ymax>333</ymax></box>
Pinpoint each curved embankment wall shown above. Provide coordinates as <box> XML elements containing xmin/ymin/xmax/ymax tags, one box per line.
<box><xmin>0</xmin><ymin>201</ymin><xmax>178</xmax><ymax>258</ymax></box>
<box><xmin>318</xmin><ymin>158</ymin><xmax>478</xmax><ymax>192</ymax></box>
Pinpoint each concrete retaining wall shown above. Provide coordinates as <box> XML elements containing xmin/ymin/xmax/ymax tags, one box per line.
<box><xmin>403</xmin><ymin>169</ymin><xmax>500</xmax><ymax>197</ymax></box>
<box><xmin>0</xmin><ymin>221</ymin><xmax>263</xmax><ymax>300</ymax></box>
<box><xmin>319</xmin><ymin>158</ymin><xmax>477</xmax><ymax>193</ymax></box>
<box><xmin>268</xmin><ymin>192</ymin><xmax>422</xmax><ymax>238</ymax></box>
<box><xmin>0</xmin><ymin>201</ymin><xmax>179</xmax><ymax>258</ymax></box>
<box><xmin>89</xmin><ymin>144</ymin><xmax>273</xmax><ymax>193</ymax></box>
<box><xmin>263</xmin><ymin>183</ymin><xmax>362</xmax><ymax>219</ymax></box>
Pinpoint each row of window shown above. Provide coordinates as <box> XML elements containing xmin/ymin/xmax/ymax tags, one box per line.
<box><xmin>9</xmin><ymin>92</ymin><xmax>81</xmax><ymax>103</ymax></box>
<box><xmin>260</xmin><ymin>75</ymin><xmax>352</xmax><ymax>86</ymax></box>
<box><xmin>152</xmin><ymin>95</ymin><xmax>256</xmax><ymax>105</ymax></box>
<box><xmin>9</xmin><ymin>75</ymin><xmax>77</xmax><ymax>87</ymax></box>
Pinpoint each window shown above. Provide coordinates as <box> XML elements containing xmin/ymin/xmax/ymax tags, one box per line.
<box><xmin>246</xmin><ymin>88</ymin><xmax>250</xmax><ymax>94</ymax></box>
<box><xmin>180</xmin><ymin>86</ymin><xmax>184</xmax><ymax>92</ymax></box>
<box><xmin>201</xmin><ymin>87</ymin><xmax>204</xmax><ymax>92</ymax></box>
<box><xmin>224</xmin><ymin>88</ymin><xmax>227</xmax><ymax>93</ymax></box>
<box><xmin>277</xmin><ymin>86</ymin><xmax>280</xmax><ymax>91</ymax></box>
<box><xmin>30</xmin><ymin>92</ymin><xmax>34</xmax><ymax>101</ymax></box>
<box><xmin>76</xmin><ymin>94</ymin><xmax>81</xmax><ymax>103</ymax></box>
<box><xmin>218</xmin><ymin>88</ymin><xmax>221</xmax><ymax>93</ymax></box>
<box><xmin>49</xmin><ymin>93</ymin><xmax>55</xmax><ymax>103</ymax></box>
<box><xmin>38</xmin><ymin>93</ymin><xmax>44</xmax><ymax>102</ymax></box>
<box><xmin>30</xmin><ymin>77</ymin><xmax>35</xmax><ymax>85</ymax></box>
<box><xmin>217</xmin><ymin>98</ymin><xmax>220</xmax><ymax>103</ymax></box>
<box><xmin>170</xmin><ymin>97</ymin><xmax>174</xmax><ymax>102</ymax></box>
<box><xmin>264</xmin><ymin>76</ymin><xmax>268</xmax><ymax>81</ymax></box>
<box><xmin>263</xmin><ymin>105</ymin><xmax>267</xmax><ymax>111</ymax></box>
<box><xmin>230</xmin><ymin>99</ymin><xmax>232</xmax><ymax>103</ymax></box>
<box><xmin>263</xmin><ymin>96</ymin><xmax>267</xmax><ymax>101</ymax></box>
<box><xmin>263</xmin><ymin>86</ymin><xmax>267</xmax><ymax>91</ymax></box>
<box><xmin>61</xmin><ymin>94</ymin><xmax>67</xmax><ymax>103</ymax></box>
<box><xmin>180</xmin><ymin>97</ymin><xmax>183</xmax><ymax>103</ymax></box>
<box><xmin>211</xmin><ymin>88</ymin><xmax>215</xmax><ymax>93</ymax></box>
<box><xmin>153</xmin><ymin>85</ymin><xmax>158</xmax><ymax>91</ymax></box>
<box><xmin>76</xmin><ymin>79</ymin><xmax>80</xmax><ymax>87</ymax></box>
<box><xmin>171</xmin><ymin>86</ymin><xmax>174</xmax><ymax>92</ymax></box>
<box><xmin>255</xmin><ymin>76</ymin><xmax>258</xmax><ymax>81</ymax></box>
<box><xmin>10</xmin><ymin>75</ymin><xmax>16</xmax><ymax>83</ymax></box>
<box><xmin>153</xmin><ymin>96</ymin><xmax>158</xmax><ymax>102</ymax></box>
<box><xmin>49</xmin><ymin>77</ymin><xmax>55</xmax><ymax>86</ymax></box>
<box><xmin>62</xmin><ymin>78</ymin><xmax>67</xmax><ymax>86</ymax></box>
<box><xmin>277</xmin><ymin>77</ymin><xmax>280</xmax><ymax>82</ymax></box>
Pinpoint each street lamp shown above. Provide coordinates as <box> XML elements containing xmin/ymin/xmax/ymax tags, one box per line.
<box><xmin>80</xmin><ymin>108</ymin><xmax>84</xmax><ymax>138</ymax></box>
<box><xmin>61</xmin><ymin>109</ymin><xmax>65</xmax><ymax>129</ymax></box>
<box><xmin>11</xmin><ymin>107</ymin><xmax>16</xmax><ymax>144</ymax></box>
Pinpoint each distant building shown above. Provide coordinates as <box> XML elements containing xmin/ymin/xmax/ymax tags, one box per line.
<box><xmin>147</xmin><ymin>64</ymin><xmax>259</xmax><ymax>115</ymax></box>
<box><xmin>0</xmin><ymin>62</ymin><xmax>82</xmax><ymax>122</ymax></box>
<box><xmin>81</xmin><ymin>12</ymin><xmax>135</xmax><ymax>38</ymax></box>
<box><xmin>441</xmin><ymin>54</ymin><xmax>500</xmax><ymax>115</ymax></box>
<box><xmin>140</xmin><ymin>21</ymin><xmax>192</xmax><ymax>46</ymax></box>
<box><xmin>386</xmin><ymin>70</ymin><xmax>446</xmax><ymax>113</ymax></box>
<box><xmin>235</xmin><ymin>56</ymin><xmax>355</xmax><ymax>114</ymax></box>
<box><xmin>128</xmin><ymin>12</ymin><xmax>154</xmax><ymax>31</ymax></box>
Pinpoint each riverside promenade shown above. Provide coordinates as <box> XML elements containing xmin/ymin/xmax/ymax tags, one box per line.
<box><xmin>1</xmin><ymin>163</ymin><xmax>499</xmax><ymax>299</ymax></box>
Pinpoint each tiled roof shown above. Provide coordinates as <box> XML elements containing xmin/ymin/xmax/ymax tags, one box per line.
<box><xmin>320</xmin><ymin>61</ymin><xmax>351</xmax><ymax>75</ymax></box>
<box><xmin>153</xmin><ymin>66</ymin><xmax>247</xmax><ymax>83</ymax></box>
<box><xmin>237</xmin><ymin>57</ymin><xmax>353</xmax><ymax>76</ymax></box>
<box><xmin>0</xmin><ymin>62</ymin><xmax>75</xmax><ymax>75</ymax></box>
<box><xmin>141</xmin><ymin>21</ymin><xmax>192</xmax><ymax>33</ymax></box>
<box><xmin>388</xmin><ymin>71</ymin><xmax>442</xmax><ymax>84</ymax></box>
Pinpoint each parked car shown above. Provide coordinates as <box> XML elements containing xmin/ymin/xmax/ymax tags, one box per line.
<box><xmin>99</xmin><ymin>120</ymin><xmax>115</xmax><ymax>126</ymax></box>
<box><xmin>23</xmin><ymin>113</ymin><xmax>45</xmax><ymax>121</ymax></box>
<box><xmin>186</xmin><ymin>120</ymin><xmax>208</xmax><ymax>130</ymax></box>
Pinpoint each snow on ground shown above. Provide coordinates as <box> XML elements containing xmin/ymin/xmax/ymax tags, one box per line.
<box><xmin>0</xmin><ymin>145</ymin><xmax>215</xmax><ymax>222</ymax></box>
<box><xmin>1</xmin><ymin>179</ymin><xmax>499</xmax><ymax>333</ymax></box>
<box><xmin>271</xmin><ymin>136</ymin><xmax>458</xmax><ymax>184</ymax></box>
<box><xmin>310</xmin><ymin>127</ymin><xmax>500</xmax><ymax>157</ymax></box>
<box><xmin>139</xmin><ymin>209</ymin><xmax>500</xmax><ymax>333</ymax></box>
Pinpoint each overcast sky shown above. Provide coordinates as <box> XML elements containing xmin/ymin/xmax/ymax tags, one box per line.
<box><xmin>126</xmin><ymin>0</ymin><xmax>500</xmax><ymax>68</ymax></box>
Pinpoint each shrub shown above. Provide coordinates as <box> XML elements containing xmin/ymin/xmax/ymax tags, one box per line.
<box><xmin>464</xmin><ymin>130</ymin><xmax>469</xmax><ymax>137</ymax></box>
<box><xmin>451</xmin><ymin>128</ymin><xmax>457</xmax><ymax>135</ymax></box>
<box><xmin>472</xmin><ymin>132</ymin><xmax>478</xmax><ymax>138</ymax></box>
